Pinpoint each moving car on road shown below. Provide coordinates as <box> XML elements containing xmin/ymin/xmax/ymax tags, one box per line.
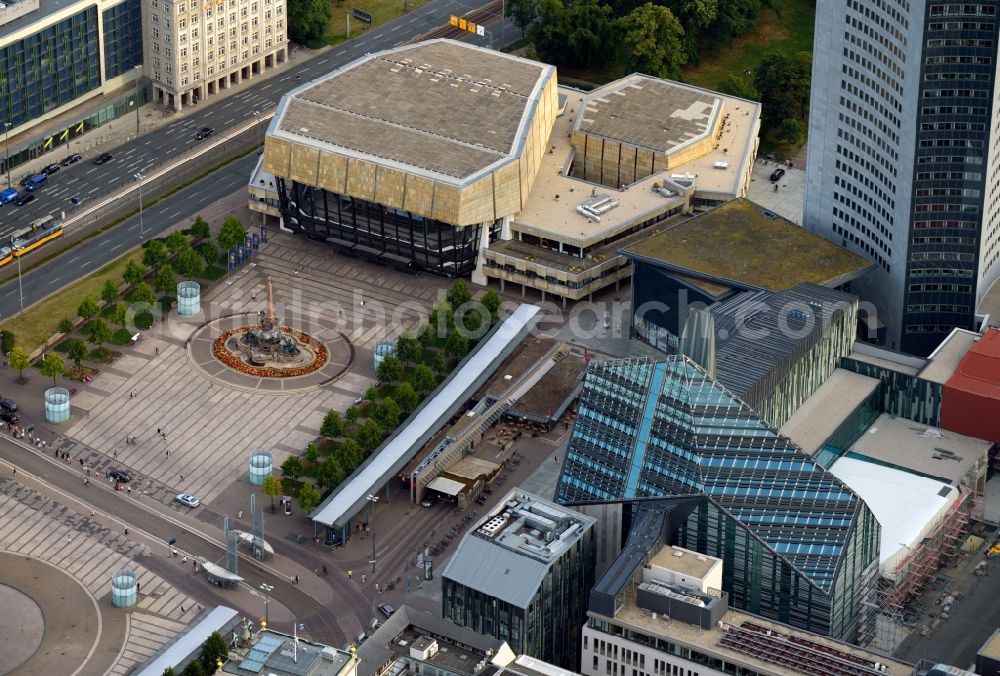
<box><xmin>61</xmin><ymin>154</ymin><xmax>82</xmax><ymax>166</ymax></box>
<box><xmin>0</xmin><ymin>188</ymin><xmax>16</xmax><ymax>205</ymax></box>
<box><xmin>196</xmin><ymin>127</ymin><xmax>214</xmax><ymax>140</ymax></box>
<box><xmin>106</xmin><ymin>469</ymin><xmax>132</xmax><ymax>483</ymax></box>
<box><xmin>175</xmin><ymin>493</ymin><xmax>200</xmax><ymax>507</ymax></box>
<box><xmin>23</xmin><ymin>173</ymin><xmax>47</xmax><ymax>191</ymax></box>
<box><xmin>42</xmin><ymin>164</ymin><xmax>60</xmax><ymax>176</ymax></box>
<box><xmin>13</xmin><ymin>193</ymin><xmax>35</xmax><ymax>207</ymax></box>
<box><xmin>378</xmin><ymin>604</ymin><xmax>394</xmax><ymax>618</ymax></box>
<box><xmin>92</xmin><ymin>153</ymin><xmax>113</xmax><ymax>165</ymax></box>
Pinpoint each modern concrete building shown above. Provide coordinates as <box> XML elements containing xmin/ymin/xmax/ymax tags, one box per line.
<box><xmin>805</xmin><ymin>0</ymin><xmax>1000</xmax><ymax>356</ymax></box>
<box><xmin>255</xmin><ymin>40</ymin><xmax>760</xmax><ymax>293</ymax></box>
<box><xmin>585</xmin><ymin>536</ymin><xmax>915</xmax><ymax>676</ymax></box>
<box><xmin>441</xmin><ymin>488</ymin><xmax>597</xmax><ymax>670</ymax></box>
<box><xmin>557</xmin><ymin>355</ymin><xmax>881</xmax><ymax>644</ymax></box>
<box><xmin>143</xmin><ymin>0</ymin><xmax>287</xmax><ymax>111</ymax></box>
<box><xmin>0</xmin><ymin>0</ymin><xmax>143</xmax><ymax>172</ymax></box>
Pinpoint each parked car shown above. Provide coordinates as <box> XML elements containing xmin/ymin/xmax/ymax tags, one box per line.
<box><xmin>0</xmin><ymin>411</ymin><xmax>18</xmax><ymax>424</ymax></box>
<box><xmin>61</xmin><ymin>153</ymin><xmax>82</xmax><ymax>166</ymax></box>
<box><xmin>769</xmin><ymin>168</ymin><xmax>785</xmax><ymax>182</ymax></box>
<box><xmin>0</xmin><ymin>399</ymin><xmax>18</xmax><ymax>412</ymax></box>
<box><xmin>175</xmin><ymin>493</ymin><xmax>200</xmax><ymax>507</ymax></box>
<box><xmin>106</xmin><ymin>469</ymin><xmax>132</xmax><ymax>483</ymax></box>
<box><xmin>0</xmin><ymin>188</ymin><xmax>16</xmax><ymax>205</ymax></box>
<box><xmin>42</xmin><ymin>163</ymin><xmax>60</xmax><ymax>176</ymax></box>
<box><xmin>196</xmin><ymin>127</ymin><xmax>214</xmax><ymax>140</ymax></box>
<box><xmin>92</xmin><ymin>153</ymin><xmax>113</xmax><ymax>165</ymax></box>
<box><xmin>378</xmin><ymin>604</ymin><xmax>395</xmax><ymax>618</ymax></box>
<box><xmin>14</xmin><ymin>193</ymin><xmax>35</xmax><ymax>206</ymax></box>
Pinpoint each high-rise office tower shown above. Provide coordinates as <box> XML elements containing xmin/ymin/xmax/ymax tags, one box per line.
<box><xmin>805</xmin><ymin>0</ymin><xmax>1000</xmax><ymax>356</ymax></box>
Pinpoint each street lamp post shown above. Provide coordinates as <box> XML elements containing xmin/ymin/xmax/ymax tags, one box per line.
<box><xmin>133</xmin><ymin>65</ymin><xmax>142</xmax><ymax>135</ymax></box>
<box><xmin>259</xmin><ymin>582</ymin><xmax>273</xmax><ymax>627</ymax></box>
<box><xmin>14</xmin><ymin>240</ymin><xmax>23</xmax><ymax>318</ymax></box>
<box><xmin>367</xmin><ymin>493</ymin><xmax>379</xmax><ymax>573</ymax></box>
<box><xmin>135</xmin><ymin>172</ymin><xmax>145</xmax><ymax>241</ymax></box>
<box><xmin>3</xmin><ymin>122</ymin><xmax>10</xmax><ymax>189</ymax></box>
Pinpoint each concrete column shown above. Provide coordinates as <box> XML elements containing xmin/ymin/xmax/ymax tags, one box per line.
<box><xmin>500</xmin><ymin>278</ymin><xmax>505</xmax><ymax>292</ymax></box>
<box><xmin>471</xmin><ymin>221</ymin><xmax>492</xmax><ymax>287</ymax></box>
<box><xmin>500</xmin><ymin>215</ymin><xmax>512</xmax><ymax>241</ymax></box>
<box><xmin>562</xmin><ymin>295</ymin><xmax>566</xmax><ymax>310</ymax></box>
<box><xmin>521</xmin><ymin>283</ymin><xmax>525</xmax><ymax>298</ymax></box>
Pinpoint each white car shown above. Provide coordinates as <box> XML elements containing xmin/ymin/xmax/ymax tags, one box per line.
<box><xmin>175</xmin><ymin>493</ymin><xmax>200</xmax><ymax>508</ymax></box>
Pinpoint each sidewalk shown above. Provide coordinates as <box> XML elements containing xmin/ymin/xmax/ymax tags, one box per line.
<box><xmin>9</xmin><ymin>42</ymin><xmax>323</xmax><ymax>184</ymax></box>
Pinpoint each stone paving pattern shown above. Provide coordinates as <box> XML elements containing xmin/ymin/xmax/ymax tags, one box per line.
<box><xmin>63</xmin><ymin>231</ymin><xmax>453</xmax><ymax>507</ymax></box>
<box><xmin>0</xmin><ymin>477</ymin><xmax>195</xmax><ymax>674</ymax></box>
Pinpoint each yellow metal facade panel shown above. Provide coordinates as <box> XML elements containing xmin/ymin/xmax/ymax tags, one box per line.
<box><xmin>619</xmin><ymin>144</ymin><xmax>637</xmax><ymax>186</ymax></box>
<box><xmin>346</xmin><ymin>159</ymin><xmax>377</xmax><ymax>201</ymax></box>
<box><xmin>374</xmin><ymin>166</ymin><xmax>407</xmax><ymax>210</ymax></box>
<box><xmin>493</xmin><ymin>160</ymin><xmax>522</xmax><ymax>216</ymax></box>
<box><xmin>636</xmin><ymin>147</ymin><xmax>654</xmax><ymax>181</ymax></box>
<box><xmin>263</xmin><ymin>138</ymin><xmax>291</xmax><ymax>178</ymax></box>
<box><xmin>652</xmin><ymin>152</ymin><xmax>668</xmax><ymax>174</ymax></box>
<box><xmin>584</xmin><ymin>134</ymin><xmax>603</xmax><ymax>184</ymax></box>
<box><xmin>404</xmin><ymin>175</ymin><xmax>436</xmax><ymax>217</ymax></box>
<box><xmin>432</xmin><ymin>183</ymin><xmax>461</xmax><ymax>223</ymax></box>
<box><xmin>601</xmin><ymin>140</ymin><xmax>621</xmax><ymax>189</ymax></box>
<box><xmin>458</xmin><ymin>174</ymin><xmax>496</xmax><ymax>225</ymax></box>
<box><xmin>570</xmin><ymin>131</ymin><xmax>587</xmax><ymax>179</ymax></box>
<box><xmin>288</xmin><ymin>142</ymin><xmax>320</xmax><ymax>186</ymax></box>
<box><xmin>317</xmin><ymin>152</ymin><xmax>348</xmax><ymax>194</ymax></box>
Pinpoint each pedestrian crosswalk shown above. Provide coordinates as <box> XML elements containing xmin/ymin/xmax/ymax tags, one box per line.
<box><xmin>0</xmin><ymin>477</ymin><xmax>200</xmax><ymax>674</ymax></box>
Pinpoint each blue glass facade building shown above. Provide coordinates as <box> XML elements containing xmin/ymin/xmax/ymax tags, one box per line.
<box><xmin>102</xmin><ymin>0</ymin><xmax>143</xmax><ymax>80</ymax></box>
<box><xmin>557</xmin><ymin>356</ymin><xmax>881</xmax><ymax>643</ymax></box>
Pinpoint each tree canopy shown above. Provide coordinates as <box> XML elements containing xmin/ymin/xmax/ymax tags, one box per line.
<box><xmin>190</xmin><ymin>216</ymin><xmax>211</xmax><ymax>240</ymax></box>
<box><xmin>40</xmin><ymin>353</ymin><xmax>65</xmax><ymax>385</ymax></box>
<box><xmin>287</xmin><ymin>0</ymin><xmax>331</xmax><ymax>45</ymax></box>
<box><xmin>618</xmin><ymin>3</ymin><xmax>687</xmax><ymax>80</ymax></box>
<box><xmin>123</xmin><ymin>259</ymin><xmax>145</xmax><ymax>286</ymax></box>
<box><xmin>217</xmin><ymin>215</ymin><xmax>247</xmax><ymax>253</ymax></box>
<box><xmin>77</xmin><ymin>295</ymin><xmax>99</xmax><ymax>321</ymax></box>
<box><xmin>142</xmin><ymin>239</ymin><xmax>168</xmax><ymax>271</ymax></box>
<box><xmin>297</xmin><ymin>481</ymin><xmax>321</xmax><ymax>512</ymax></box>
<box><xmin>754</xmin><ymin>50</ymin><xmax>812</xmax><ymax>133</ymax></box>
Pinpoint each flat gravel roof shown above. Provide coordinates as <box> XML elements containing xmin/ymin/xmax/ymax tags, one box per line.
<box><xmin>274</xmin><ymin>40</ymin><xmax>552</xmax><ymax>180</ymax></box>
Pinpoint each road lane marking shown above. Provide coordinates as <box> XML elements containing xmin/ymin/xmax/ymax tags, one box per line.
<box><xmin>68</xmin><ymin>256</ymin><xmax>80</xmax><ymax>263</ymax></box>
<box><xmin>49</xmin><ymin>277</ymin><xmax>61</xmax><ymax>284</ymax></box>
<box><xmin>110</xmin><ymin>243</ymin><xmax>122</xmax><ymax>252</ymax></box>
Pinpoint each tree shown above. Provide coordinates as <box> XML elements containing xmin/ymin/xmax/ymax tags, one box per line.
<box><xmin>754</xmin><ymin>51</ymin><xmax>813</xmax><ymax>132</ymax></box>
<box><xmin>320</xmin><ymin>409</ymin><xmax>344</xmax><ymax>438</ymax></box>
<box><xmin>506</xmin><ymin>0</ymin><xmax>538</xmax><ymax>36</ymax></box>
<box><xmin>217</xmin><ymin>215</ymin><xmax>247</xmax><ymax>252</ymax></box>
<box><xmin>338</xmin><ymin>438</ymin><xmax>362</xmax><ymax>469</ymax></box>
<box><xmin>109</xmin><ymin>301</ymin><xmax>128</xmax><ymax>329</ymax></box>
<box><xmin>162</xmin><ymin>668</ymin><xmax>178</xmax><ymax>676</ymax></box>
<box><xmin>287</xmin><ymin>0</ymin><xmax>332</xmax><ymax>45</ymax></box>
<box><xmin>447</xmin><ymin>279</ymin><xmax>473</xmax><ymax>311</ymax></box>
<box><xmin>395</xmin><ymin>332</ymin><xmax>420</xmax><ymax>365</ymax></box>
<box><xmin>130</xmin><ymin>282</ymin><xmax>156</xmax><ymax>306</ymax></box>
<box><xmin>262</xmin><ymin>474</ymin><xmax>283</xmax><ymax>512</ymax></box>
<box><xmin>531</xmin><ymin>0</ymin><xmax>616</xmax><ymax>68</ymax></box>
<box><xmin>297</xmin><ymin>481</ymin><xmax>321</xmax><ymax>513</ymax></box>
<box><xmin>374</xmin><ymin>397</ymin><xmax>400</xmax><ymax>432</ymax></box>
<box><xmin>417</xmin><ymin>324</ymin><xmax>434</xmax><ymax>348</ymax></box>
<box><xmin>365</xmin><ymin>385</ymin><xmax>378</xmax><ymax>401</ymax></box>
<box><xmin>200</xmin><ymin>631</ymin><xmax>228</xmax><ymax>670</ymax></box>
<box><xmin>0</xmin><ymin>330</ymin><xmax>14</xmax><ymax>354</ymax></box>
<box><xmin>165</xmin><ymin>230</ymin><xmax>189</xmax><ymax>255</ymax></box>
<box><xmin>778</xmin><ymin>117</ymin><xmax>805</xmax><ymax>145</ymax></box>
<box><xmin>412</xmin><ymin>364</ymin><xmax>435</xmax><ymax>393</ymax></box>
<box><xmin>87</xmin><ymin>319</ymin><xmax>112</xmax><ymax>346</ymax></box>
<box><xmin>181</xmin><ymin>660</ymin><xmax>206</xmax><ymax>676</ymax></box>
<box><xmin>123</xmin><ymin>259</ymin><xmax>145</xmax><ymax>286</ymax></box>
<box><xmin>77</xmin><ymin>295</ymin><xmax>99</xmax><ymax>322</ymax></box>
<box><xmin>481</xmin><ymin>289</ymin><xmax>502</xmax><ymax>322</ymax></box>
<box><xmin>190</xmin><ymin>215</ymin><xmax>211</xmax><ymax>241</ymax></box>
<box><xmin>710</xmin><ymin>0</ymin><xmax>766</xmax><ymax>45</ymax></box>
<box><xmin>304</xmin><ymin>442</ymin><xmax>321</xmax><ymax>464</ymax></box>
<box><xmin>176</xmin><ymin>247</ymin><xmax>205</xmax><ymax>278</ymax></box>
<box><xmin>66</xmin><ymin>339</ymin><xmax>88</xmax><ymax>366</ymax></box>
<box><xmin>619</xmin><ymin>3</ymin><xmax>686</xmax><ymax>80</ymax></box>
<box><xmin>445</xmin><ymin>331</ymin><xmax>469</xmax><ymax>362</ymax></box>
<box><xmin>198</xmin><ymin>241</ymin><xmax>219</xmax><ymax>267</ymax></box>
<box><xmin>355</xmin><ymin>418</ymin><xmax>382</xmax><ymax>454</ymax></box>
<box><xmin>664</xmin><ymin>0</ymin><xmax>717</xmax><ymax>61</ymax></box>
<box><xmin>316</xmin><ymin>459</ymin><xmax>345</xmax><ymax>491</ymax></box>
<box><xmin>39</xmin><ymin>353</ymin><xmax>65</xmax><ymax>385</ymax></box>
<box><xmin>718</xmin><ymin>73</ymin><xmax>760</xmax><ymax>102</ymax></box>
<box><xmin>155</xmin><ymin>264</ymin><xmax>178</xmax><ymax>295</ymax></box>
<box><xmin>142</xmin><ymin>239</ymin><xmax>168</xmax><ymax>270</ymax></box>
<box><xmin>101</xmin><ymin>279</ymin><xmax>119</xmax><ymax>304</ymax></box>
<box><xmin>281</xmin><ymin>455</ymin><xmax>303</xmax><ymax>480</ymax></box>
<box><xmin>428</xmin><ymin>298</ymin><xmax>453</xmax><ymax>337</ymax></box>
<box><xmin>346</xmin><ymin>405</ymin><xmax>360</xmax><ymax>423</ymax></box>
<box><xmin>428</xmin><ymin>350</ymin><xmax>446</xmax><ymax>374</ymax></box>
<box><xmin>376</xmin><ymin>354</ymin><xmax>402</xmax><ymax>383</ymax></box>
<box><xmin>396</xmin><ymin>381</ymin><xmax>418</xmax><ymax>415</ymax></box>
<box><xmin>8</xmin><ymin>347</ymin><xmax>29</xmax><ymax>381</ymax></box>
<box><xmin>56</xmin><ymin>319</ymin><xmax>74</xmax><ymax>335</ymax></box>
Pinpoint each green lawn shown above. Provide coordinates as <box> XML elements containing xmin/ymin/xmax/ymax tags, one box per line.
<box><xmin>324</xmin><ymin>0</ymin><xmax>433</xmax><ymax>45</ymax></box>
<box><xmin>682</xmin><ymin>0</ymin><xmax>815</xmax><ymax>92</ymax></box>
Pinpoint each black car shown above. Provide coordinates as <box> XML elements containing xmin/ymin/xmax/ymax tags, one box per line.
<box><xmin>196</xmin><ymin>127</ymin><xmax>214</xmax><ymax>140</ymax></box>
<box><xmin>93</xmin><ymin>153</ymin><xmax>113</xmax><ymax>165</ymax></box>
<box><xmin>769</xmin><ymin>168</ymin><xmax>785</xmax><ymax>182</ymax></box>
<box><xmin>14</xmin><ymin>193</ymin><xmax>35</xmax><ymax>206</ymax></box>
<box><xmin>106</xmin><ymin>469</ymin><xmax>132</xmax><ymax>483</ymax></box>
<box><xmin>42</xmin><ymin>163</ymin><xmax>60</xmax><ymax>176</ymax></box>
<box><xmin>0</xmin><ymin>411</ymin><xmax>18</xmax><ymax>424</ymax></box>
<box><xmin>0</xmin><ymin>399</ymin><xmax>17</xmax><ymax>413</ymax></box>
<box><xmin>61</xmin><ymin>153</ymin><xmax>82</xmax><ymax>166</ymax></box>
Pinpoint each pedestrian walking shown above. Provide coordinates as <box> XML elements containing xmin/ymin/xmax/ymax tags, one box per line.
<box><xmin>127</xmin><ymin>487</ymin><xmax>131</xmax><ymax>495</ymax></box>
<box><xmin>11</xmin><ymin>468</ymin><xmax>14</xmax><ymax>477</ymax></box>
<box><xmin>165</xmin><ymin>449</ymin><xmax>169</xmax><ymax>458</ymax></box>
<box><xmin>155</xmin><ymin>347</ymin><xmax>159</xmax><ymax>355</ymax></box>
<box><xmin>238</xmin><ymin>510</ymin><xmax>243</xmax><ymax>519</ymax></box>
<box><xmin>90</xmin><ymin>508</ymin><xmax>95</xmax><ymax>517</ymax></box>
<box><xmin>182</xmin><ymin>555</ymin><xmax>187</xmax><ymax>564</ymax></box>
<box><xmin>346</xmin><ymin>568</ymin><xmax>350</xmax><ymax>578</ymax></box>
<box><xmin>113</xmin><ymin>450</ymin><xmax>117</xmax><ymax>459</ymax></box>
<box><xmin>362</xmin><ymin>573</ymin><xmax>366</xmax><ymax>583</ymax></box>
<box><xmin>137</xmin><ymin>582</ymin><xmax>140</xmax><ymax>592</ymax></box>
<box><xmin>157</xmin><ymin>428</ymin><xmax>161</xmax><ymax>436</ymax></box>
<box><xmin>125</xmin><ymin>528</ymin><xmax>129</xmax><ymax>536</ymax></box>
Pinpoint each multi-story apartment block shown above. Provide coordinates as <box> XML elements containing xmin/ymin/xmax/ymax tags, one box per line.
<box><xmin>806</xmin><ymin>0</ymin><xmax>1000</xmax><ymax>356</ymax></box>
<box><xmin>143</xmin><ymin>0</ymin><xmax>287</xmax><ymax>111</ymax></box>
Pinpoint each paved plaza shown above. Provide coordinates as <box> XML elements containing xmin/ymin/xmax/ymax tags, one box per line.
<box><xmin>0</xmin><ymin>475</ymin><xmax>195</xmax><ymax>675</ymax></box>
<box><xmin>61</xmin><ymin>229</ymin><xmax>459</xmax><ymax>509</ymax></box>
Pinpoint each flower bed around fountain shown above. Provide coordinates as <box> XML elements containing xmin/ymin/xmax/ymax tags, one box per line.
<box><xmin>212</xmin><ymin>326</ymin><xmax>329</xmax><ymax>378</ymax></box>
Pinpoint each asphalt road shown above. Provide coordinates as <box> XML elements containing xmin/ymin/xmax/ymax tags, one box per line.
<box><xmin>0</xmin><ymin>0</ymin><xmax>494</xmax><ymax>238</ymax></box>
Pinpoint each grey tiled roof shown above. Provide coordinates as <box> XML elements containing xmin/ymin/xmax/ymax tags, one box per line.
<box><xmin>440</xmin><ymin>535</ymin><xmax>548</xmax><ymax>608</ymax></box>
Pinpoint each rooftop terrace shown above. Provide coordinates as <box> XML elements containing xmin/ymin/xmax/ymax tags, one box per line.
<box><xmin>622</xmin><ymin>198</ymin><xmax>873</xmax><ymax>292</ymax></box>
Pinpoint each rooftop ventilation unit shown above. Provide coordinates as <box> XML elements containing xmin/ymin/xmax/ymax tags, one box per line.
<box><xmin>577</xmin><ymin>194</ymin><xmax>619</xmax><ymax>220</ymax></box>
